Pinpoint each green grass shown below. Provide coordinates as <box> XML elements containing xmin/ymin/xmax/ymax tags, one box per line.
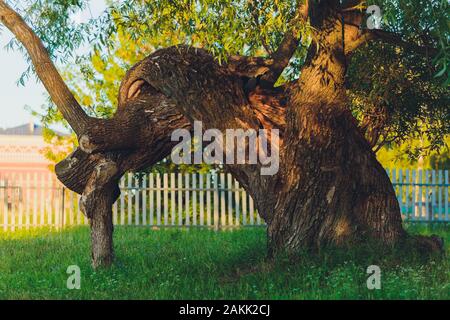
<box><xmin>0</xmin><ymin>224</ymin><xmax>448</xmax><ymax>299</ymax></box>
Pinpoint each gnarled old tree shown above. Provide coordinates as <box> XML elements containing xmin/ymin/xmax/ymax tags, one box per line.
<box><xmin>0</xmin><ymin>0</ymin><xmax>447</xmax><ymax>268</ymax></box>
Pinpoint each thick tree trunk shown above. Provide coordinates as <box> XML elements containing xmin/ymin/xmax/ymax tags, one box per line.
<box><xmin>78</xmin><ymin>159</ymin><xmax>121</xmax><ymax>268</ymax></box>
<box><xmin>88</xmin><ymin>188</ymin><xmax>116</xmax><ymax>268</ymax></box>
<box><xmin>259</xmin><ymin>9</ymin><xmax>401</xmax><ymax>255</ymax></box>
<box><xmin>267</xmin><ymin>106</ymin><xmax>405</xmax><ymax>256</ymax></box>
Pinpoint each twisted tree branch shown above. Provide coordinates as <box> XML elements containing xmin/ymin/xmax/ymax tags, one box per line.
<box><xmin>346</xmin><ymin>28</ymin><xmax>439</xmax><ymax>56</ymax></box>
<box><xmin>261</xmin><ymin>0</ymin><xmax>311</xmax><ymax>83</ymax></box>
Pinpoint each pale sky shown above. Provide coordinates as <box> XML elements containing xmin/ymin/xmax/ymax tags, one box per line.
<box><xmin>0</xmin><ymin>0</ymin><xmax>107</xmax><ymax>130</ymax></box>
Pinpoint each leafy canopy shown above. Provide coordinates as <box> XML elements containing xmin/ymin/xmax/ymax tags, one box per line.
<box><xmin>2</xmin><ymin>0</ymin><xmax>449</xmax><ymax>166</ymax></box>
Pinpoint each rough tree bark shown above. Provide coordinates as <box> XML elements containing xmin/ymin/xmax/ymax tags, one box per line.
<box><xmin>1</xmin><ymin>0</ymin><xmax>443</xmax><ymax>268</ymax></box>
<box><xmin>81</xmin><ymin>158</ymin><xmax>120</xmax><ymax>267</ymax></box>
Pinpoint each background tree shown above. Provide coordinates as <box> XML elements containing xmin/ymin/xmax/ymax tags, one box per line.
<box><xmin>0</xmin><ymin>0</ymin><xmax>448</xmax><ymax>268</ymax></box>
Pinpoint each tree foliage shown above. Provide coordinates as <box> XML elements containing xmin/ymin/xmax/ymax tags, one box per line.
<box><xmin>2</xmin><ymin>0</ymin><xmax>449</xmax><ymax>164</ymax></box>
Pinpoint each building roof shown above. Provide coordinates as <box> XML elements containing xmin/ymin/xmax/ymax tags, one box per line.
<box><xmin>0</xmin><ymin>123</ymin><xmax>68</xmax><ymax>137</ymax></box>
<box><xmin>0</xmin><ymin>123</ymin><xmax>50</xmax><ymax>167</ymax></box>
<box><xmin>0</xmin><ymin>123</ymin><xmax>43</xmax><ymax>136</ymax></box>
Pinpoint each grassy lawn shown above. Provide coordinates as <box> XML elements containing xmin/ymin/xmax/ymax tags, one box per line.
<box><xmin>0</xmin><ymin>224</ymin><xmax>448</xmax><ymax>299</ymax></box>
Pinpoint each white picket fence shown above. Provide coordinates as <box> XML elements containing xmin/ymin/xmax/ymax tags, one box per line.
<box><xmin>388</xmin><ymin>169</ymin><xmax>449</xmax><ymax>222</ymax></box>
<box><xmin>0</xmin><ymin>169</ymin><xmax>449</xmax><ymax>231</ymax></box>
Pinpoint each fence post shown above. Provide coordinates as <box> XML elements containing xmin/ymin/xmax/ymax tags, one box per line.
<box><xmin>206</xmin><ymin>173</ymin><xmax>211</xmax><ymax>227</ymax></box>
<box><xmin>242</xmin><ymin>188</ymin><xmax>247</xmax><ymax>227</ymax></box>
<box><xmin>430</xmin><ymin>170</ymin><xmax>436</xmax><ymax>222</ymax></box>
<box><xmin>234</xmin><ymin>179</ymin><xmax>240</xmax><ymax>226</ymax></box>
<box><xmin>192</xmin><ymin>173</ymin><xmax>197</xmax><ymax>226</ymax></box>
<box><xmin>3</xmin><ymin>176</ymin><xmax>7</xmax><ymax>232</ymax></box>
<box><xmin>199</xmin><ymin>174</ymin><xmax>204</xmax><ymax>226</ymax></box>
<box><xmin>424</xmin><ymin>170</ymin><xmax>428</xmax><ymax>220</ymax></box>
<box><xmin>25</xmin><ymin>173</ymin><xmax>30</xmax><ymax>230</ymax></box>
<box><xmin>170</xmin><ymin>173</ymin><xmax>176</xmax><ymax>226</ymax></box>
<box><xmin>10</xmin><ymin>173</ymin><xmax>16</xmax><ymax>232</ymax></box>
<box><xmin>445</xmin><ymin>171</ymin><xmax>449</xmax><ymax>221</ymax></box>
<box><xmin>418</xmin><ymin>169</ymin><xmax>424</xmax><ymax>220</ymax></box>
<box><xmin>213</xmin><ymin>173</ymin><xmax>219</xmax><ymax>230</ymax></box>
<box><xmin>135</xmin><ymin>175</ymin><xmax>140</xmax><ymax>226</ymax></box>
<box><xmin>438</xmin><ymin>170</ymin><xmax>443</xmax><ymax>221</ymax></box>
<box><xmin>227</xmin><ymin>173</ymin><xmax>233</xmax><ymax>226</ymax></box>
<box><xmin>61</xmin><ymin>187</ymin><xmax>65</xmax><ymax>230</ymax></box>
<box><xmin>177</xmin><ymin>173</ymin><xmax>182</xmax><ymax>226</ymax></box>
<box><xmin>405</xmin><ymin>169</ymin><xmax>409</xmax><ymax>220</ymax></box>
<box><xmin>398</xmin><ymin>169</ymin><xmax>403</xmax><ymax>216</ymax></box>
<box><xmin>113</xmin><ymin>187</ymin><xmax>118</xmax><ymax>226</ymax></box>
<box><xmin>18</xmin><ymin>173</ymin><xmax>23</xmax><ymax>230</ymax></box>
<box><xmin>156</xmin><ymin>173</ymin><xmax>162</xmax><ymax>226</ymax></box>
<box><xmin>184</xmin><ymin>173</ymin><xmax>190</xmax><ymax>226</ymax></box>
<box><xmin>142</xmin><ymin>174</ymin><xmax>147</xmax><ymax>226</ymax></box>
<box><xmin>220</xmin><ymin>173</ymin><xmax>226</xmax><ymax>227</ymax></box>
<box><xmin>33</xmin><ymin>173</ymin><xmax>38</xmax><ymax>227</ymax></box>
<box><xmin>127</xmin><ymin>173</ymin><xmax>133</xmax><ymax>225</ymax></box>
<box><xmin>149</xmin><ymin>173</ymin><xmax>154</xmax><ymax>226</ymax></box>
<box><xmin>163</xmin><ymin>173</ymin><xmax>169</xmax><ymax>226</ymax></box>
